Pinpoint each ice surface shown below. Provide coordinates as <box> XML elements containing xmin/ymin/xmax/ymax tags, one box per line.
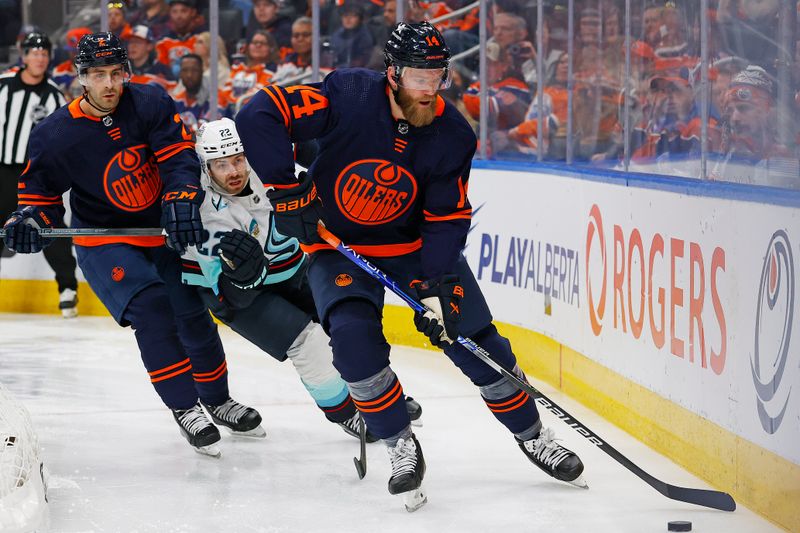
<box><xmin>0</xmin><ymin>314</ymin><xmax>780</xmax><ymax>532</ymax></box>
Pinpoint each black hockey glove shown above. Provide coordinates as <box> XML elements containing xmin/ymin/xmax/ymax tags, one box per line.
<box><xmin>266</xmin><ymin>171</ymin><xmax>324</xmax><ymax>245</ymax></box>
<box><xmin>412</xmin><ymin>275</ymin><xmax>464</xmax><ymax>348</ymax></box>
<box><xmin>3</xmin><ymin>206</ymin><xmax>60</xmax><ymax>254</ymax></box>
<box><xmin>161</xmin><ymin>186</ymin><xmax>208</xmax><ymax>254</ymax></box>
<box><xmin>218</xmin><ymin>229</ymin><xmax>270</xmax><ymax>290</ymax></box>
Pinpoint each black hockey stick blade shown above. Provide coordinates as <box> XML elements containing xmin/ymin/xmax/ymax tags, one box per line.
<box><xmin>0</xmin><ymin>227</ymin><xmax>163</xmax><ymax>238</ymax></box>
<box><xmin>353</xmin><ymin>415</ymin><xmax>367</xmax><ymax>480</ymax></box>
<box><xmin>528</xmin><ymin>390</ymin><xmax>735</xmax><ymax>512</ymax></box>
<box><xmin>316</xmin><ymin>223</ymin><xmax>736</xmax><ymax>512</ymax></box>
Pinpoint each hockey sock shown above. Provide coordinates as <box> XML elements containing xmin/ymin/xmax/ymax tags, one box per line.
<box><xmin>348</xmin><ymin>367</ymin><xmax>411</xmax><ymax>440</ymax></box>
<box><xmin>479</xmin><ymin>370</ymin><xmax>541</xmax><ymax>435</ymax></box>
<box><xmin>175</xmin><ymin>307</ymin><xmax>229</xmax><ymax>406</ymax></box>
<box><xmin>125</xmin><ymin>285</ymin><xmax>197</xmax><ymax>409</ymax></box>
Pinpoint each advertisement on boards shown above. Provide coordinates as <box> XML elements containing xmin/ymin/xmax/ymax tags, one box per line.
<box><xmin>463</xmin><ymin>169</ymin><xmax>800</xmax><ymax>465</ymax></box>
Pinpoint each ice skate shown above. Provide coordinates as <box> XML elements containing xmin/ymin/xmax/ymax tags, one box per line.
<box><xmin>387</xmin><ymin>434</ymin><xmax>427</xmax><ymax>512</ymax></box>
<box><xmin>172</xmin><ymin>402</ymin><xmax>222</xmax><ymax>457</ymax></box>
<box><xmin>202</xmin><ymin>397</ymin><xmax>266</xmax><ymax>438</ymax></box>
<box><xmin>517</xmin><ymin>427</ymin><xmax>587</xmax><ymax>488</ymax></box>
<box><xmin>59</xmin><ymin>288</ymin><xmax>78</xmax><ymax>318</ymax></box>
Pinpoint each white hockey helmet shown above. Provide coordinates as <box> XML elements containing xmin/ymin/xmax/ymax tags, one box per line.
<box><xmin>195</xmin><ymin>117</ymin><xmax>245</xmax><ymax>173</ymax></box>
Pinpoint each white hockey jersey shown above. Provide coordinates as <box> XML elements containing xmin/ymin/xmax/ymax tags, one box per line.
<box><xmin>180</xmin><ymin>169</ymin><xmax>305</xmax><ymax>294</ymax></box>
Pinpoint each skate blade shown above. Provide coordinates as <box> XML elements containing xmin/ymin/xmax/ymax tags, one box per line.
<box><xmin>225</xmin><ymin>425</ymin><xmax>267</xmax><ymax>439</ymax></box>
<box><xmin>193</xmin><ymin>443</ymin><xmax>222</xmax><ymax>458</ymax></box>
<box><xmin>401</xmin><ymin>486</ymin><xmax>427</xmax><ymax>513</ymax></box>
<box><xmin>566</xmin><ymin>474</ymin><xmax>589</xmax><ymax>489</ymax></box>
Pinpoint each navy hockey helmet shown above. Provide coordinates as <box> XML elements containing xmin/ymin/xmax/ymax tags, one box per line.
<box><xmin>74</xmin><ymin>32</ymin><xmax>128</xmax><ymax>74</ymax></box>
<box><xmin>21</xmin><ymin>31</ymin><xmax>52</xmax><ymax>55</ymax></box>
<box><xmin>384</xmin><ymin>21</ymin><xmax>451</xmax><ymax>90</ymax></box>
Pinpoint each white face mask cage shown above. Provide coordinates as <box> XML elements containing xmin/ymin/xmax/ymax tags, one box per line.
<box><xmin>393</xmin><ymin>65</ymin><xmax>452</xmax><ymax>92</ymax></box>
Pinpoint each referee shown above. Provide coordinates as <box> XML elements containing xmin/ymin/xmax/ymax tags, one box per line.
<box><xmin>1</xmin><ymin>31</ymin><xmax>79</xmax><ymax>317</ymax></box>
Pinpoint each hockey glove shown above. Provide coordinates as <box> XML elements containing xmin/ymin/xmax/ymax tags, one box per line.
<box><xmin>412</xmin><ymin>275</ymin><xmax>464</xmax><ymax>348</ymax></box>
<box><xmin>161</xmin><ymin>186</ymin><xmax>208</xmax><ymax>254</ymax></box>
<box><xmin>266</xmin><ymin>171</ymin><xmax>324</xmax><ymax>245</ymax></box>
<box><xmin>3</xmin><ymin>206</ymin><xmax>59</xmax><ymax>254</ymax></box>
<box><xmin>218</xmin><ymin>229</ymin><xmax>270</xmax><ymax>290</ymax></box>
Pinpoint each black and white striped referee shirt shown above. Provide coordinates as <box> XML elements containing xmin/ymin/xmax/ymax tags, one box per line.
<box><xmin>0</xmin><ymin>69</ymin><xmax>66</xmax><ymax>165</ymax></box>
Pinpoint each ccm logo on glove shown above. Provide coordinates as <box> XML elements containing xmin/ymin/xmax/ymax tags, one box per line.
<box><xmin>163</xmin><ymin>190</ymin><xmax>200</xmax><ymax>202</ymax></box>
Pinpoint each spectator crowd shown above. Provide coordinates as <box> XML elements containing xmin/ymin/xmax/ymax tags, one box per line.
<box><xmin>5</xmin><ymin>0</ymin><xmax>800</xmax><ymax>188</ymax></box>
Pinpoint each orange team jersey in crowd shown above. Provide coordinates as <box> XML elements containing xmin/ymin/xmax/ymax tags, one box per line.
<box><xmin>463</xmin><ymin>77</ymin><xmax>532</xmax><ymax>130</ymax></box>
<box><xmin>420</xmin><ymin>1</ymin><xmax>479</xmax><ymax>32</ymax></box>
<box><xmin>632</xmin><ymin>115</ymin><xmax>719</xmax><ymax>160</ymax></box>
<box><xmin>155</xmin><ymin>35</ymin><xmax>198</xmax><ymax>69</ymax></box>
<box><xmin>170</xmin><ymin>86</ymin><xmax>229</xmax><ymax>133</ymax></box>
<box><xmin>508</xmin><ymin>86</ymin><xmax>569</xmax><ymax>154</ymax></box>
<box><xmin>219</xmin><ymin>63</ymin><xmax>274</xmax><ymax>108</ymax></box>
<box><xmin>116</xmin><ymin>23</ymin><xmax>133</xmax><ymax>40</ymax></box>
<box><xmin>52</xmin><ymin>59</ymin><xmax>78</xmax><ymax>94</ymax></box>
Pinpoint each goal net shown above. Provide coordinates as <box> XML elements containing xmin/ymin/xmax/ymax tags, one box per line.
<box><xmin>0</xmin><ymin>383</ymin><xmax>47</xmax><ymax>532</ymax></box>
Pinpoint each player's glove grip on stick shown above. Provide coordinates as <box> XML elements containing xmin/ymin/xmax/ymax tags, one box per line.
<box><xmin>218</xmin><ymin>229</ymin><xmax>269</xmax><ymax>290</ymax></box>
<box><xmin>161</xmin><ymin>186</ymin><xmax>208</xmax><ymax>253</ymax></box>
<box><xmin>3</xmin><ymin>206</ymin><xmax>59</xmax><ymax>254</ymax></box>
<box><xmin>266</xmin><ymin>171</ymin><xmax>324</xmax><ymax>245</ymax></box>
<box><xmin>411</xmin><ymin>275</ymin><xmax>464</xmax><ymax>348</ymax></box>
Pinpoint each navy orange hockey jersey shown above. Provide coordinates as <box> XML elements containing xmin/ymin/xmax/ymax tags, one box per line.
<box><xmin>236</xmin><ymin>68</ymin><xmax>476</xmax><ymax>280</ymax></box>
<box><xmin>17</xmin><ymin>82</ymin><xmax>199</xmax><ymax>247</ymax></box>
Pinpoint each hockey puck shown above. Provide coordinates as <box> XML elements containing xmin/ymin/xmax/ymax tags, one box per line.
<box><xmin>667</xmin><ymin>521</ymin><xmax>692</xmax><ymax>531</ymax></box>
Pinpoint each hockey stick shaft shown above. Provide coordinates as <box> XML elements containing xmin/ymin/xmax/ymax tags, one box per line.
<box><xmin>0</xmin><ymin>228</ymin><xmax>164</xmax><ymax>238</ymax></box>
<box><xmin>316</xmin><ymin>223</ymin><xmax>736</xmax><ymax>512</ymax></box>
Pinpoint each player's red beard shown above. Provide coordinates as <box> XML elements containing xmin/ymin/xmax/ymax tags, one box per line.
<box><xmin>396</xmin><ymin>87</ymin><xmax>437</xmax><ymax>128</ymax></box>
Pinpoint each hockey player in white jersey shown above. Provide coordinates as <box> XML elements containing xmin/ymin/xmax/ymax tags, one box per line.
<box><xmin>181</xmin><ymin>118</ymin><xmax>421</xmax><ymax>441</ymax></box>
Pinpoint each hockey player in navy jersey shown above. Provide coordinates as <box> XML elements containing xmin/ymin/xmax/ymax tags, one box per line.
<box><xmin>236</xmin><ymin>22</ymin><xmax>586</xmax><ymax>510</ymax></box>
<box><xmin>2</xmin><ymin>32</ymin><xmax>263</xmax><ymax>457</ymax></box>
<box><xmin>181</xmin><ymin>117</ymin><xmax>421</xmax><ymax>441</ymax></box>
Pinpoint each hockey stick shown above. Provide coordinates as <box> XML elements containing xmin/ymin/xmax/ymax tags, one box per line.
<box><xmin>0</xmin><ymin>228</ymin><xmax>164</xmax><ymax>238</ymax></box>
<box><xmin>316</xmin><ymin>223</ymin><xmax>737</xmax><ymax>512</ymax></box>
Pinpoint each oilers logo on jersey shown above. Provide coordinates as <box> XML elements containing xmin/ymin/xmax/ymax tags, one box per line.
<box><xmin>103</xmin><ymin>144</ymin><xmax>163</xmax><ymax>212</ymax></box>
<box><xmin>334</xmin><ymin>160</ymin><xmax>417</xmax><ymax>226</ymax></box>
